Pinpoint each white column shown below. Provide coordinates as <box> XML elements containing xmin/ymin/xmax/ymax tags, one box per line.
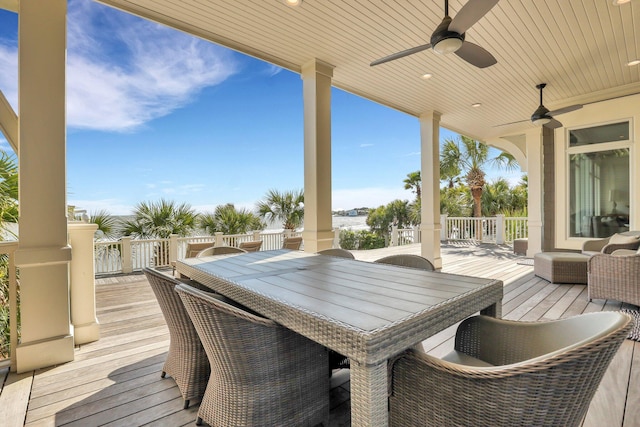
<box><xmin>419</xmin><ymin>112</ymin><xmax>442</xmax><ymax>269</ymax></box>
<box><xmin>14</xmin><ymin>0</ymin><xmax>74</xmax><ymax>373</ymax></box>
<box><xmin>301</xmin><ymin>59</ymin><xmax>335</xmax><ymax>253</ymax></box>
<box><xmin>68</xmin><ymin>223</ymin><xmax>100</xmax><ymax>345</ymax></box>
<box><xmin>526</xmin><ymin>128</ymin><xmax>543</xmax><ymax>256</ymax></box>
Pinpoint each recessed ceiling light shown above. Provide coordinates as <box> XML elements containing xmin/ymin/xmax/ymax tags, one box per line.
<box><xmin>627</xmin><ymin>59</ymin><xmax>640</xmax><ymax>66</ymax></box>
<box><xmin>612</xmin><ymin>0</ymin><xmax>630</xmax><ymax>5</ymax></box>
<box><xmin>471</xmin><ymin>103</ymin><xmax>482</xmax><ymax>108</ymax></box>
<box><xmin>421</xmin><ymin>73</ymin><xmax>433</xmax><ymax>79</ymax></box>
<box><xmin>284</xmin><ymin>0</ymin><xmax>302</xmax><ymax>6</ymax></box>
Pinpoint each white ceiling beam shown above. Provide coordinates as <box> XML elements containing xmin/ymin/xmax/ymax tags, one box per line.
<box><xmin>0</xmin><ymin>0</ymin><xmax>18</xmax><ymax>13</ymax></box>
<box><xmin>0</xmin><ymin>90</ymin><xmax>18</xmax><ymax>155</ymax></box>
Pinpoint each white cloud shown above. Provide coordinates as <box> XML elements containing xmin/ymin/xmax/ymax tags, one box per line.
<box><xmin>0</xmin><ymin>0</ymin><xmax>238</xmax><ymax>132</ymax></box>
<box><xmin>332</xmin><ymin>187</ymin><xmax>414</xmax><ymax>211</ymax></box>
<box><xmin>263</xmin><ymin>64</ymin><xmax>283</xmax><ymax>77</ymax></box>
<box><xmin>359</xmin><ymin>143</ymin><xmax>374</xmax><ymax>148</ymax></box>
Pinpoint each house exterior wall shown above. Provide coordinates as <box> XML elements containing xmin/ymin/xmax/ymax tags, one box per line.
<box><xmin>553</xmin><ymin>94</ymin><xmax>640</xmax><ymax>250</ymax></box>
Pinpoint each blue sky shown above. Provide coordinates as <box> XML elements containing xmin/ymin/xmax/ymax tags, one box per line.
<box><xmin>0</xmin><ymin>0</ymin><xmax>522</xmax><ymax>215</ymax></box>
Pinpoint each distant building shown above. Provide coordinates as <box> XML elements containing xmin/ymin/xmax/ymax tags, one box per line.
<box><xmin>347</xmin><ymin>209</ymin><xmax>358</xmax><ymax>216</ymax></box>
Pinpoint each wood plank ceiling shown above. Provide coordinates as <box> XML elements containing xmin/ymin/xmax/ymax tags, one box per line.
<box><xmin>97</xmin><ymin>0</ymin><xmax>640</xmax><ymax>141</ymax></box>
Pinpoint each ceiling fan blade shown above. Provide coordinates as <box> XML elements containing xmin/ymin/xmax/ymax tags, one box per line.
<box><xmin>449</xmin><ymin>0</ymin><xmax>500</xmax><ymax>34</ymax></box>
<box><xmin>548</xmin><ymin>104</ymin><xmax>583</xmax><ymax>116</ymax></box>
<box><xmin>454</xmin><ymin>41</ymin><xmax>497</xmax><ymax>68</ymax></box>
<box><xmin>545</xmin><ymin>118</ymin><xmax>563</xmax><ymax>129</ymax></box>
<box><xmin>370</xmin><ymin>43</ymin><xmax>432</xmax><ymax>66</ymax></box>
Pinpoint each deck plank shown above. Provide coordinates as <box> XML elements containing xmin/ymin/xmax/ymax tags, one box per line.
<box><xmin>5</xmin><ymin>244</ymin><xmax>637</xmax><ymax>426</ymax></box>
<box><xmin>0</xmin><ymin>370</ymin><xmax>33</xmax><ymax>427</ymax></box>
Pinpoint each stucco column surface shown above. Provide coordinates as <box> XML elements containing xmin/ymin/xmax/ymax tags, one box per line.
<box><xmin>525</xmin><ymin>128</ymin><xmax>543</xmax><ymax>256</ymax></box>
<box><xmin>301</xmin><ymin>59</ymin><xmax>335</xmax><ymax>253</ymax></box>
<box><xmin>14</xmin><ymin>0</ymin><xmax>74</xmax><ymax>373</ymax></box>
<box><xmin>419</xmin><ymin>112</ymin><xmax>442</xmax><ymax>269</ymax></box>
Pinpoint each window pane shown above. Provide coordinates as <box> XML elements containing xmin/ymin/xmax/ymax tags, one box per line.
<box><xmin>569</xmin><ymin>149</ymin><xmax>629</xmax><ymax>238</ymax></box>
<box><xmin>569</xmin><ymin>122</ymin><xmax>629</xmax><ymax>147</ymax></box>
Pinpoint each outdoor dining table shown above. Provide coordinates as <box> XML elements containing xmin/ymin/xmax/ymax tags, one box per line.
<box><xmin>176</xmin><ymin>249</ymin><xmax>503</xmax><ymax>427</ymax></box>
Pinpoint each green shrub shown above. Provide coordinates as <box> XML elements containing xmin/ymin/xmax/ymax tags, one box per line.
<box><xmin>339</xmin><ymin>230</ymin><xmax>358</xmax><ymax>250</ymax></box>
<box><xmin>357</xmin><ymin>231</ymin><xmax>386</xmax><ymax>249</ymax></box>
<box><xmin>339</xmin><ymin>229</ymin><xmax>386</xmax><ymax>250</ymax></box>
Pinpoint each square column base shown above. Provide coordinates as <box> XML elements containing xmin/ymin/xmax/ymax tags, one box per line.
<box><xmin>73</xmin><ymin>321</ymin><xmax>100</xmax><ymax>345</ymax></box>
<box><xmin>16</xmin><ymin>335</ymin><xmax>74</xmax><ymax>373</ymax></box>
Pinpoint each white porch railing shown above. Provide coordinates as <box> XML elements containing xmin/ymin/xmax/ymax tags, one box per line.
<box><xmin>439</xmin><ymin>214</ymin><xmax>528</xmax><ymax>244</ymax></box>
<box><xmin>94</xmin><ymin>230</ymin><xmax>304</xmax><ymax>276</ymax></box>
<box><xmin>94</xmin><ymin>218</ymin><xmax>529</xmax><ymax>275</ymax></box>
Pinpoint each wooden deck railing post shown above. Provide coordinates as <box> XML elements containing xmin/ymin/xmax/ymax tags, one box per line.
<box><xmin>496</xmin><ymin>214</ymin><xmax>505</xmax><ymax>244</ymax></box>
<box><xmin>121</xmin><ymin>237</ymin><xmax>133</xmax><ymax>274</ymax></box>
<box><xmin>390</xmin><ymin>225</ymin><xmax>398</xmax><ymax>247</ymax></box>
<box><xmin>440</xmin><ymin>214</ymin><xmax>448</xmax><ymax>241</ymax></box>
<box><xmin>169</xmin><ymin>234</ymin><xmax>178</xmax><ymax>265</ymax></box>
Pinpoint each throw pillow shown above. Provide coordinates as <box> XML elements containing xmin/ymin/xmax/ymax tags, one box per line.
<box><xmin>608</xmin><ymin>233</ymin><xmax>639</xmax><ymax>245</ymax></box>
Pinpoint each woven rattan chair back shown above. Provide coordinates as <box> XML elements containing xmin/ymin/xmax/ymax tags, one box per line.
<box><xmin>185</xmin><ymin>242</ymin><xmax>215</xmax><ymax>258</ymax></box>
<box><xmin>196</xmin><ymin>246</ymin><xmax>247</xmax><ymax>257</ymax></box>
<box><xmin>374</xmin><ymin>254</ymin><xmax>435</xmax><ymax>271</ymax></box>
<box><xmin>282</xmin><ymin>236</ymin><xmax>303</xmax><ymax>250</ymax></box>
<box><xmin>142</xmin><ymin>268</ymin><xmax>210</xmax><ymax>409</ymax></box>
<box><xmin>176</xmin><ymin>283</ymin><xmax>330</xmax><ymax>427</ymax></box>
<box><xmin>238</xmin><ymin>240</ymin><xmax>263</xmax><ymax>252</ymax></box>
<box><xmin>317</xmin><ymin>248</ymin><xmax>355</xmax><ymax>259</ymax></box>
<box><xmin>389</xmin><ymin>312</ymin><xmax>632</xmax><ymax>427</ymax></box>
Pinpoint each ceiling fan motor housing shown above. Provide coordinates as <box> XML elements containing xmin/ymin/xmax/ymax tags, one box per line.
<box><xmin>531</xmin><ymin>105</ymin><xmax>551</xmax><ymax>125</ymax></box>
<box><xmin>431</xmin><ymin>16</ymin><xmax>465</xmax><ymax>54</ymax></box>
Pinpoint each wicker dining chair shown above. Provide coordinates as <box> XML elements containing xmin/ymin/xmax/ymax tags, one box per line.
<box><xmin>142</xmin><ymin>268</ymin><xmax>210</xmax><ymax>409</ymax></box>
<box><xmin>282</xmin><ymin>236</ymin><xmax>303</xmax><ymax>250</ymax></box>
<box><xmin>316</xmin><ymin>248</ymin><xmax>355</xmax><ymax>259</ymax></box>
<box><xmin>196</xmin><ymin>246</ymin><xmax>247</xmax><ymax>257</ymax></box>
<box><xmin>171</xmin><ymin>242</ymin><xmax>215</xmax><ymax>275</ymax></box>
<box><xmin>374</xmin><ymin>254</ymin><xmax>435</xmax><ymax>271</ymax></box>
<box><xmin>389</xmin><ymin>312</ymin><xmax>632</xmax><ymax>427</ymax></box>
<box><xmin>176</xmin><ymin>283</ymin><xmax>330</xmax><ymax>427</ymax></box>
<box><xmin>238</xmin><ymin>240</ymin><xmax>263</xmax><ymax>252</ymax></box>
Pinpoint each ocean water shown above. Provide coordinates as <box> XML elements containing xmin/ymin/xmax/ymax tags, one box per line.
<box><xmin>264</xmin><ymin>215</ymin><xmax>369</xmax><ymax>232</ymax></box>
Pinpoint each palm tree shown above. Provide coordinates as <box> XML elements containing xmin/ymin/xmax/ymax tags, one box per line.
<box><xmin>440</xmin><ymin>136</ymin><xmax>518</xmax><ymax>218</ymax></box>
<box><xmin>0</xmin><ymin>152</ymin><xmax>18</xmax><ymax>232</ymax></box>
<box><xmin>440</xmin><ymin>141</ymin><xmax>462</xmax><ymax>189</ymax></box>
<box><xmin>0</xmin><ymin>151</ymin><xmax>18</xmax><ymax>359</ymax></box>
<box><xmin>199</xmin><ymin>203</ymin><xmax>265</xmax><ymax>235</ymax></box>
<box><xmin>121</xmin><ymin>199</ymin><xmax>198</xmax><ymax>239</ymax></box>
<box><xmin>90</xmin><ymin>209</ymin><xmax>119</xmax><ymax>240</ymax></box>
<box><xmin>403</xmin><ymin>171</ymin><xmax>421</xmax><ymax>200</ymax></box>
<box><xmin>256</xmin><ymin>189</ymin><xmax>304</xmax><ymax>230</ymax></box>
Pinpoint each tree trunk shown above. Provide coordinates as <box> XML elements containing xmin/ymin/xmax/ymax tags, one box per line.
<box><xmin>471</xmin><ymin>187</ymin><xmax>483</xmax><ymax>240</ymax></box>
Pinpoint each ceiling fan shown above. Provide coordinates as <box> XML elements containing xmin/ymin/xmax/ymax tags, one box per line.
<box><xmin>529</xmin><ymin>83</ymin><xmax>583</xmax><ymax>129</ymax></box>
<box><xmin>370</xmin><ymin>0</ymin><xmax>499</xmax><ymax>68</ymax></box>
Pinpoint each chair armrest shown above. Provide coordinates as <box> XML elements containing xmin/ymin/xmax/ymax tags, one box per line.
<box><xmin>582</xmin><ymin>237</ymin><xmax>610</xmax><ymax>253</ymax></box>
<box><xmin>601</xmin><ymin>240</ymin><xmax>640</xmax><ymax>254</ymax></box>
<box><xmin>611</xmin><ymin>249</ymin><xmax>637</xmax><ymax>256</ymax></box>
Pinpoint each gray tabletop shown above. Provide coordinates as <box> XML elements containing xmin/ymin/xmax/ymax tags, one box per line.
<box><xmin>177</xmin><ymin>249</ymin><xmax>503</xmax><ymax>427</ymax></box>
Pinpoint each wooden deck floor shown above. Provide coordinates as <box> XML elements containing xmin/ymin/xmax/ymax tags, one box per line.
<box><xmin>1</xmin><ymin>243</ymin><xmax>638</xmax><ymax>426</ymax></box>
